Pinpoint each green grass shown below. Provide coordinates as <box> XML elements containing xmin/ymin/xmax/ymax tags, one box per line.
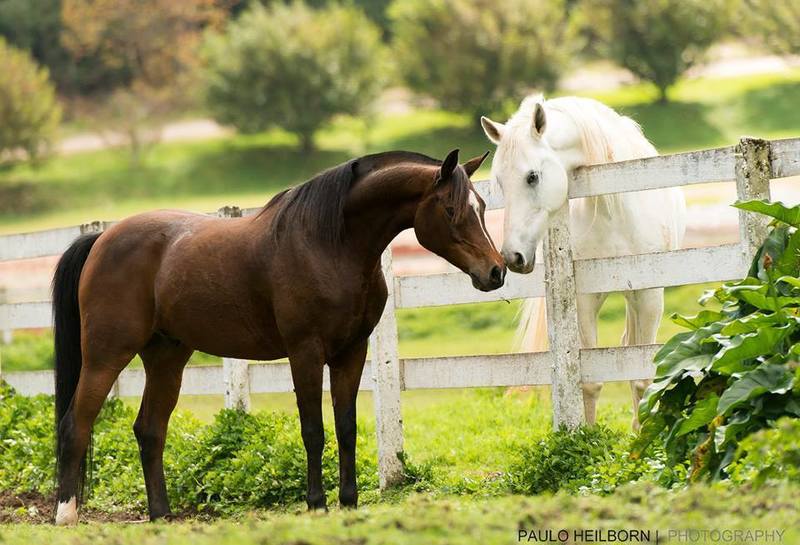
<box><xmin>1</xmin><ymin>483</ymin><xmax>797</xmax><ymax>544</ymax></box>
<box><xmin>1</xmin><ymin>71</ymin><xmax>799</xmax><ymax>234</ymax></box>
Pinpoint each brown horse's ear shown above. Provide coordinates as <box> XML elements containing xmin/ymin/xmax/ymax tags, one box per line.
<box><xmin>462</xmin><ymin>151</ymin><xmax>490</xmax><ymax>178</ymax></box>
<box><xmin>438</xmin><ymin>148</ymin><xmax>460</xmax><ymax>182</ymax></box>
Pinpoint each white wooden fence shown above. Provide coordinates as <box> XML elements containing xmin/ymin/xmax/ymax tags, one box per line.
<box><xmin>1</xmin><ymin>137</ymin><xmax>798</xmax><ymax>489</ymax></box>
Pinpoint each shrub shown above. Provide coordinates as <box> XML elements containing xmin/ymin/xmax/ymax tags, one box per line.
<box><xmin>636</xmin><ymin>200</ymin><xmax>800</xmax><ymax>483</ymax></box>
<box><xmin>204</xmin><ymin>2</ymin><xmax>386</xmax><ymax>152</ymax></box>
<box><xmin>728</xmin><ymin>417</ymin><xmax>800</xmax><ymax>487</ymax></box>
<box><xmin>742</xmin><ymin>0</ymin><xmax>800</xmax><ymax>56</ymax></box>
<box><xmin>389</xmin><ymin>0</ymin><xmax>578</xmax><ymax>116</ymax></box>
<box><xmin>0</xmin><ymin>37</ymin><xmax>61</xmax><ymax>160</ymax></box>
<box><xmin>0</xmin><ymin>382</ymin><xmax>379</xmax><ymax>513</ymax></box>
<box><xmin>506</xmin><ymin>424</ymin><xmax>630</xmax><ymax>494</ymax></box>
<box><xmin>581</xmin><ymin>0</ymin><xmax>736</xmax><ymax>102</ymax></box>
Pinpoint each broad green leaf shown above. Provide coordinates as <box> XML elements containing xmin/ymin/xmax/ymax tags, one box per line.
<box><xmin>654</xmin><ymin>322</ymin><xmax>724</xmax><ymax>378</ymax></box>
<box><xmin>714</xmin><ymin>411</ymin><xmax>751</xmax><ymax>450</ymax></box>
<box><xmin>631</xmin><ymin>412</ymin><xmax>666</xmax><ymax>455</ymax></box>
<box><xmin>711</xmin><ymin>324</ymin><xmax>795</xmax><ymax>375</ymax></box>
<box><xmin>676</xmin><ymin>394</ymin><xmax>719</xmax><ymax>437</ymax></box>
<box><xmin>653</xmin><ymin>331</ymin><xmax>693</xmax><ymax>362</ymax></box>
<box><xmin>671</xmin><ymin>310</ymin><xmax>724</xmax><ymax>330</ymax></box>
<box><xmin>717</xmin><ymin>364</ymin><xmax>795</xmax><ymax>415</ymax></box>
<box><xmin>719</xmin><ymin>311</ymin><xmax>787</xmax><ymax>336</ymax></box>
<box><xmin>733</xmin><ymin>200</ymin><xmax>800</xmax><ymax>228</ymax></box>
<box><xmin>775</xmin><ymin>229</ymin><xmax>800</xmax><ymax>277</ymax></box>
<box><xmin>777</xmin><ymin>275</ymin><xmax>800</xmax><ymax>290</ymax></box>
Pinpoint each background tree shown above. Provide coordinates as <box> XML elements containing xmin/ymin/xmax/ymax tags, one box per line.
<box><xmin>0</xmin><ymin>0</ymin><xmax>128</xmax><ymax>95</ymax></box>
<box><xmin>60</xmin><ymin>0</ymin><xmax>229</xmax><ymax>161</ymax></box>
<box><xmin>389</xmin><ymin>0</ymin><xmax>578</xmax><ymax>116</ymax></box>
<box><xmin>203</xmin><ymin>2</ymin><xmax>387</xmax><ymax>152</ymax></box>
<box><xmin>743</xmin><ymin>0</ymin><xmax>800</xmax><ymax>55</ymax></box>
<box><xmin>0</xmin><ymin>38</ymin><xmax>61</xmax><ymax>160</ymax></box>
<box><xmin>582</xmin><ymin>0</ymin><xmax>737</xmax><ymax>103</ymax></box>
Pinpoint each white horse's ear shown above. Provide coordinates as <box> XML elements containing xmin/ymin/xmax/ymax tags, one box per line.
<box><xmin>532</xmin><ymin>103</ymin><xmax>546</xmax><ymax>137</ymax></box>
<box><xmin>481</xmin><ymin>116</ymin><xmax>505</xmax><ymax>145</ymax></box>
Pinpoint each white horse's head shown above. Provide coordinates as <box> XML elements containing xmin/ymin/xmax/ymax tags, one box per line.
<box><xmin>481</xmin><ymin>97</ymin><xmax>568</xmax><ymax>274</ymax></box>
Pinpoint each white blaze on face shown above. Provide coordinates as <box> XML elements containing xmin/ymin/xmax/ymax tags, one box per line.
<box><xmin>468</xmin><ymin>189</ymin><xmax>496</xmax><ymax>251</ymax></box>
<box><xmin>55</xmin><ymin>496</ymin><xmax>78</xmax><ymax>526</ymax></box>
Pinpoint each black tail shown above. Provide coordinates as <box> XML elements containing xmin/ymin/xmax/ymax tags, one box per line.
<box><xmin>53</xmin><ymin>232</ymin><xmax>101</xmax><ymax>502</ymax></box>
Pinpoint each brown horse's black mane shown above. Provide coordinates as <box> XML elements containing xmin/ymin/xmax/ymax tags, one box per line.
<box><xmin>264</xmin><ymin>150</ymin><xmax>472</xmax><ymax>247</ymax></box>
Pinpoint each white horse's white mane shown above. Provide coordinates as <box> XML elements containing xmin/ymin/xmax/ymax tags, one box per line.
<box><xmin>506</xmin><ymin>93</ymin><xmax>657</xmax><ymax>165</ymax></box>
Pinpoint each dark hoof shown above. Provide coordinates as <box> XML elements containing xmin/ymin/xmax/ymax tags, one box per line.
<box><xmin>307</xmin><ymin>494</ymin><xmax>327</xmax><ymax>511</ymax></box>
<box><xmin>339</xmin><ymin>491</ymin><xmax>358</xmax><ymax>509</ymax></box>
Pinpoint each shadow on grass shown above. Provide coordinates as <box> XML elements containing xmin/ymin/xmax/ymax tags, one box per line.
<box><xmin>615</xmin><ymin>100</ymin><xmax>725</xmax><ymax>152</ymax></box>
<box><xmin>739</xmin><ymin>80</ymin><xmax>800</xmax><ymax>136</ymax></box>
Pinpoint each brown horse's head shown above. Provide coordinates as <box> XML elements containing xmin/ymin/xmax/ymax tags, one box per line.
<box><xmin>414</xmin><ymin>149</ymin><xmax>506</xmax><ymax>291</ymax></box>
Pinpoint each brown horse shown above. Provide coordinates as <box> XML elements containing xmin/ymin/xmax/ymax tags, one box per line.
<box><xmin>51</xmin><ymin>149</ymin><xmax>505</xmax><ymax>524</ymax></box>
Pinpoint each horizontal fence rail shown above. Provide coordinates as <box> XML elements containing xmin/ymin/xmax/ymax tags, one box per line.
<box><xmin>1</xmin><ymin>136</ymin><xmax>798</xmax><ymax>487</ymax></box>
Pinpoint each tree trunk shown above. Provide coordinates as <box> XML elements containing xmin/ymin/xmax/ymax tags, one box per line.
<box><xmin>299</xmin><ymin>132</ymin><xmax>315</xmax><ymax>154</ymax></box>
<box><xmin>657</xmin><ymin>85</ymin><xmax>669</xmax><ymax>104</ymax></box>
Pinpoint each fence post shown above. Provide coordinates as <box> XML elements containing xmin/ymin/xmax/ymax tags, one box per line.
<box><xmin>735</xmin><ymin>138</ymin><xmax>772</xmax><ymax>263</ymax></box>
<box><xmin>370</xmin><ymin>248</ymin><xmax>404</xmax><ymax>489</ymax></box>
<box><xmin>216</xmin><ymin>206</ymin><xmax>251</xmax><ymax>411</ymax></box>
<box><xmin>544</xmin><ymin>203</ymin><xmax>584</xmax><ymax>430</ymax></box>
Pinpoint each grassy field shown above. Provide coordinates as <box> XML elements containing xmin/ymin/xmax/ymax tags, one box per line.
<box><xmin>1</xmin><ymin>482</ymin><xmax>798</xmax><ymax>544</ymax></box>
<box><xmin>1</xmin><ymin>70</ymin><xmax>799</xmax><ymax>234</ymax></box>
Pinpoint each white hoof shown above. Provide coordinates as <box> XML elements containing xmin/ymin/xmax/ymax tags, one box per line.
<box><xmin>55</xmin><ymin>496</ymin><xmax>78</xmax><ymax>526</ymax></box>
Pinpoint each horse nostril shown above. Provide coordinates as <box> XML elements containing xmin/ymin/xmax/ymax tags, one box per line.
<box><xmin>513</xmin><ymin>252</ymin><xmax>525</xmax><ymax>269</ymax></box>
<box><xmin>490</xmin><ymin>265</ymin><xmax>503</xmax><ymax>285</ymax></box>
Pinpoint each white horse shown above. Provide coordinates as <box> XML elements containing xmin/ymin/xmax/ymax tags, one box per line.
<box><xmin>481</xmin><ymin>95</ymin><xmax>686</xmax><ymax>428</ymax></box>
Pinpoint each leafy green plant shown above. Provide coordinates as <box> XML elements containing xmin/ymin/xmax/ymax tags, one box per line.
<box><xmin>728</xmin><ymin>417</ymin><xmax>800</xmax><ymax>486</ymax></box>
<box><xmin>636</xmin><ymin>200</ymin><xmax>800</xmax><ymax>482</ymax></box>
<box><xmin>506</xmin><ymin>424</ymin><xmax>630</xmax><ymax>494</ymax></box>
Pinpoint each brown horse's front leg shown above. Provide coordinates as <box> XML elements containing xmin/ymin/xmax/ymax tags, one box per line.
<box><xmin>289</xmin><ymin>341</ymin><xmax>327</xmax><ymax>510</ymax></box>
<box><xmin>330</xmin><ymin>340</ymin><xmax>368</xmax><ymax>508</ymax></box>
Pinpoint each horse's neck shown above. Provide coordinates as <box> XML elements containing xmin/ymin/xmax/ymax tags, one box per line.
<box><xmin>548</xmin><ymin>115</ymin><xmax>632</xmax><ymax>226</ymax></box>
<box><xmin>342</xmin><ymin>165</ymin><xmax>434</xmax><ymax>262</ymax></box>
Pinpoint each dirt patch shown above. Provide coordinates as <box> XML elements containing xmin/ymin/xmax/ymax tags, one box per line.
<box><xmin>0</xmin><ymin>490</ymin><xmax>150</xmax><ymax>524</ymax></box>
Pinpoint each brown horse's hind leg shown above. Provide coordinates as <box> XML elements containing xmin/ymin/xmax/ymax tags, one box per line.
<box><xmin>56</xmin><ymin>355</ymin><xmax>131</xmax><ymax>525</ymax></box>
<box><xmin>288</xmin><ymin>339</ymin><xmax>327</xmax><ymax>510</ymax></box>
<box><xmin>135</xmin><ymin>338</ymin><xmax>192</xmax><ymax>521</ymax></box>
<box><xmin>329</xmin><ymin>340</ymin><xmax>367</xmax><ymax>508</ymax></box>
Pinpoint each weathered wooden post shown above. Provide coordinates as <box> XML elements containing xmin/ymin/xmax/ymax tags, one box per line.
<box><xmin>370</xmin><ymin>248</ymin><xmax>404</xmax><ymax>489</ymax></box>
<box><xmin>217</xmin><ymin>206</ymin><xmax>251</xmax><ymax>411</ymax></box>
<box><xmin>735</xmin><ymin>138</ymin><xmax>772</xmax><ymax>263</ymax></box>
<box><xmin>544</xmin><ymin>203</ymin><xmax>584</xmax><ymax>430</ymax></box>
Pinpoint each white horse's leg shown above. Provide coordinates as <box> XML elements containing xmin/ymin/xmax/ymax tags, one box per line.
<box><xmin>622</xmin><ymin>288</ymin><xmax>664</xmax><ymax>430</ymax></box>
<box><xmin>577</xmin><ymin>292</ymin><xmax>608</xmax><ymax>425</ymax></box>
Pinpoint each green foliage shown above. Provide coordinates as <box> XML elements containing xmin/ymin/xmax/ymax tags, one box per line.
<box><xmin>204</xmin><ymin>2</ymin><xmax>386</xmax><ymax>151</ymax></box>
<box><xmin>0</xmin><ymin>383</ymin><xmax>378</xmax><ymax>513</ymax></box>
<box><xmin>636</xmin><ymin>200</ymin><xmax>800</xmax><ymax>482</ymax></box>
<box><xmin>390</xmin><ymin>0</ymin><xmax>578</xmax><ymax>115</ymax></box>
<box><xmin>0</xmin><ymin>37</ymin><xmax>61</xmax><ymax>160</ymax></box>
<box><xmin>0</xmin><ymin>0</ymin><xmax>127</xmax><ymax>95</ymax></box>
<box><xmin>743</xmin><ymin>0</ymin><xmax>800</xmax><ymax>56</ymax></box>
<box><xmin>506</xmin><ymin>425</ymin><xmax>632</xmax><ymax>494</ymax></box>
<box><xmin>728</xmin><ymin>417</ymin><xmax>800</xmax><ymax>486</ymax></box>
<box><xmin>582</xmin><ymin>0</ymin><xmax>736</xmax><ymax>102</ymax></box>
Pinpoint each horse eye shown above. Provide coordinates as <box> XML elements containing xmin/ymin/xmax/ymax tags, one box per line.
<box><xmin>444</xmin><ymin>206</ymin><xmax>455</xmax><ymax>219</ymax></box>
<box><xmin>527</xmin><ymin>171</ymin><xmax>539</xmax><ymax>186</ymax></box>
